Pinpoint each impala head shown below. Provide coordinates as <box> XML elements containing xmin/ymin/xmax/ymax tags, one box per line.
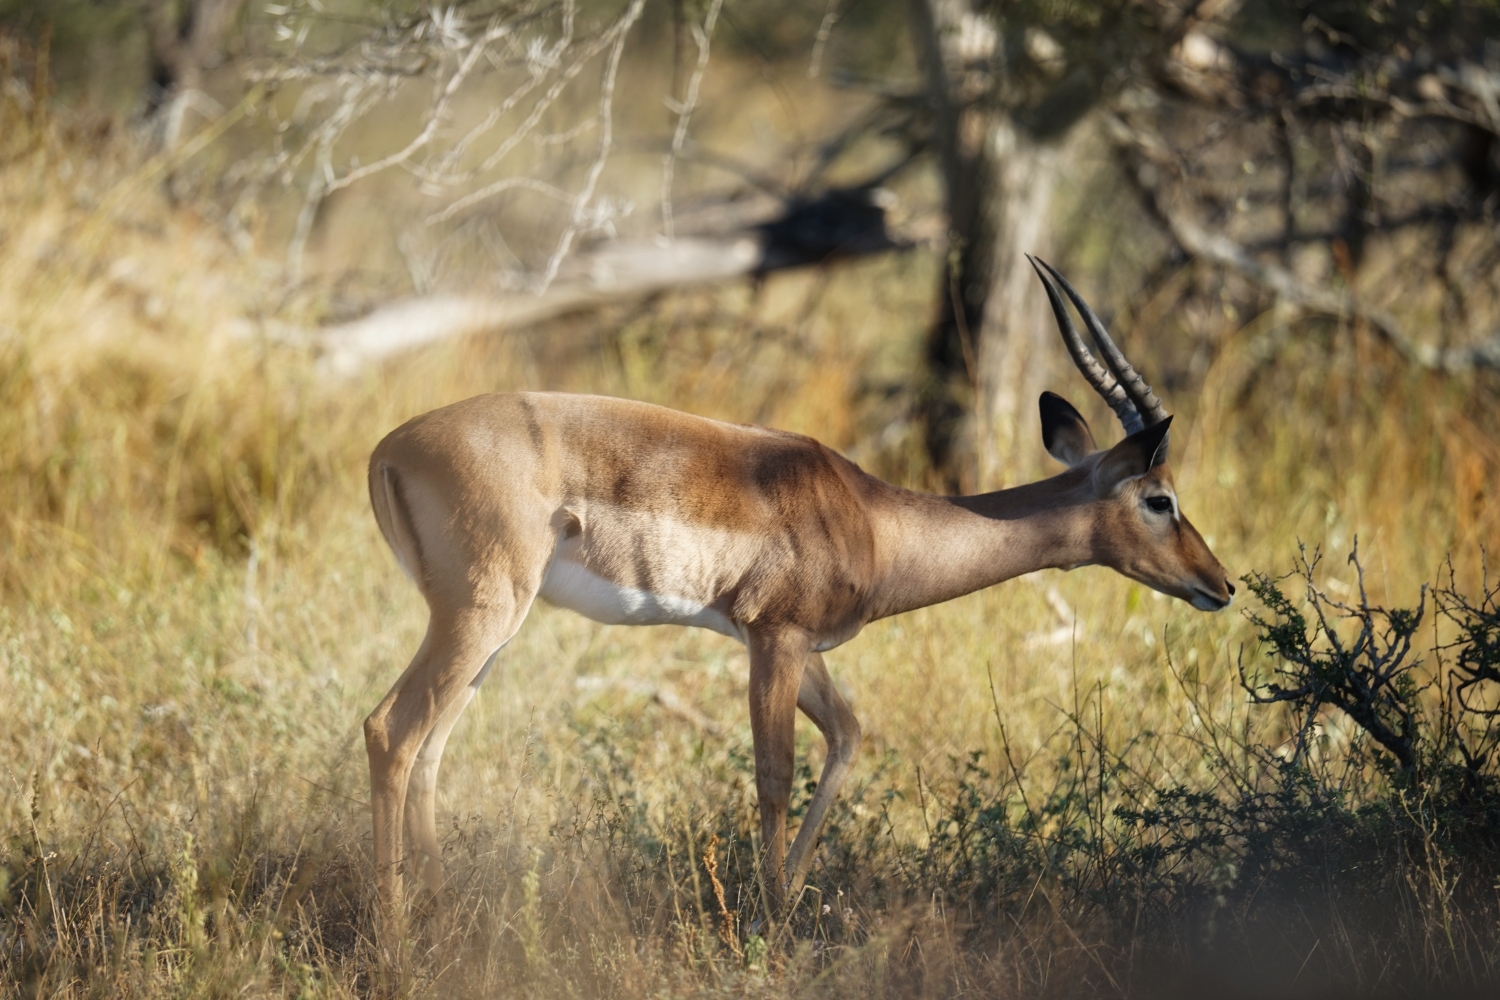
<box><xmin>1029</xmin><ymin>256</ymin><xmax>1233</xmax><ymax>612</ymax></box>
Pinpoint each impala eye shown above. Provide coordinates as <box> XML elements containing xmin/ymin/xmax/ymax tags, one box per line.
<box><xmin>1145</xmin><ymin>496</ymin><xmax>1174</xmax><ymax>515</ymax></box>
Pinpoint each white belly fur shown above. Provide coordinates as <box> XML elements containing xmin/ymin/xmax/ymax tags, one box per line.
<box><xmin>538</xmin><ymin>557</ymin><xmax>745</xmax><ymax>644</ymax></box>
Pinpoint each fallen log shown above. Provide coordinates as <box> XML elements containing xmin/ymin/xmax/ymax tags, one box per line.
<box><xmin>312</xmin><ymin>185</ymin><xmax>925</xmax><ymax>376</ymax></box>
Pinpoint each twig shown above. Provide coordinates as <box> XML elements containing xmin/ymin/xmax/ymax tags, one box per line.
<box><xmin>425</xmin><ymin>177</ymin><xmax>572</xmax><ymax>226</ymax></box>
<box><xmin>661</xmin><ymin>0</ymin><xmax>723</xmax><ymax>241</ymax></box>
<box><xmin>537</xmin><ymin>0</ymin><xmax>645</xmax><ymax>293</ymax></box>
<box><xmin>574</xmin><ymin>675</ymin><xmax>723</xmax><ymax>736</ymax></box>
<box><xmin>806</xmin><ymin>0</ymin><xmax>842</xmax><ymax>79</ymax></box>
<box><xmin>323</xmin><ymin>22</ymin><xmax>517</xmax><ymax>197</ymax></box>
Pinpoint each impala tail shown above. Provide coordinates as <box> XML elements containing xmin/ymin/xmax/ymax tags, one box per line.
<box><xmin>1030</xmin><ymin>256</ymin><xmax>1234</xmax><ymax>611</ymax></box>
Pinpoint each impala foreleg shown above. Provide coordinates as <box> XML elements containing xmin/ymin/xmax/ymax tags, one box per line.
<box><xmin>364</xmin><ymin>608</ymin><xmax>517</xmax><ymax>925</ymax></box>
<box><xmin>746</xmin><ymin>627</ymin><xmax>811</xmax><ymax>911</ymax></box>
<box><xmin>784</xmin><ymin>652</ymin><xmax>861</xmax><ymax>897</ymax></box>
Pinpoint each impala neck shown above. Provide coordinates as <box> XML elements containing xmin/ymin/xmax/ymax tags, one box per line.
<box><xmin>870</xmin><ymin>467</ymin><xmax>1097</xmax><ymax>621</ymax></box>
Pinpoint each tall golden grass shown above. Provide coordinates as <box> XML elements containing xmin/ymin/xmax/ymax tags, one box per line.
<box><xmin>4</xmin><ymin>62</ymin><xmax>1500</xmax><ymax>998</ymax></box>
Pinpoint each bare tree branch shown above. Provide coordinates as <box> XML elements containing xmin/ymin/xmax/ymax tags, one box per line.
<box><xmin>243</xmin><ymin>0</ymin><xmax>645</xmax><ymax>286</ymax></box>
<box><xmin>537</xmin><ymin>0</ymin><xmax>645</xmax><ymax>293</ymax></box>
<box><xmin>661</xmin><ymin>0</ymin><xmax>724</xmax><ymax>241</ymax></box>
<box><xmin>1108</xmin><ymin>113</ymin><xmax>1500</xmax><ymax>374</ymax></box>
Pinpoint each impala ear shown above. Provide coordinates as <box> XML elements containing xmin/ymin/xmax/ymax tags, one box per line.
<box><xmin>1094</xmin><ymin>416</ymin><xmax>1172</xmax><ymax>492</ymax></box>
<box><xmin>1039</xmin><ymin>391</ymin><xmax>1096</xmax><ymax>467</ymax></box>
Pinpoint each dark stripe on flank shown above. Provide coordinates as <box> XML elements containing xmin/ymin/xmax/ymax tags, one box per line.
<box><xmin>631</xmin><ymin>529</ymin><xmax>654</xmax><ymax>593</ymax></box>
<box><xmin>516</xmin><ymin>396</ymin><xmax>545</xmax><ymax>453</ymax></box>
<box><xmin>813</xmin><ymin>506</ymin><xmax>835</xmax><ymax>547</ymax></box>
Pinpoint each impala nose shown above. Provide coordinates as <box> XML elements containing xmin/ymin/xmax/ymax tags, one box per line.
<box><xmin>1226</xmin><ymin>580</ymin><xmax>1236</xmax><ymax>597</ymax></box>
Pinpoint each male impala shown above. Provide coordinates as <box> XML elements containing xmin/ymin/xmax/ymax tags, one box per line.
<box><xmin>363</xmin><ymin>258</ymin><xmax>1233</xmax><ymax>917</ymax></box>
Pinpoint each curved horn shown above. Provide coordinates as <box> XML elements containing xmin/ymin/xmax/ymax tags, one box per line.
<box><xmin>1034</xmin><ymin>258</ymin><xmax>1169</xmax><ymax>428</ymax></box>
<box><xmin>1027</xmin><ymin>255</ymin><xmax>1144</xmax><ymax>436</ymax></box>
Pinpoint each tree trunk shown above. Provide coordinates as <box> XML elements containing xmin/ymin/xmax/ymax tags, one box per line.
<box><xmin>140</xmin><ymin>0</ymin><xmax>246</xmax><ymax>145</ymax></box>
<box><xmin>972</xmin><ymin>120</ymin><xmax>1065</xmax><ymax>491</ymax></box>
<box><xmin>907</xmin><ymin>0</ymin><xmax>989</xmax><ymax>490</ymax></box>
<box><xmin>907</xmin><ymin>0</ymin><xmax>1068</xmax><ymax>490</ymax></box>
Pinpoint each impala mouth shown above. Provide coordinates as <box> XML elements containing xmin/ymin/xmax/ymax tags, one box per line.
<box><xmin>1190</xmin><ymin>587</ymin><xmax>1232</xmax><ymax>612</ymax></box>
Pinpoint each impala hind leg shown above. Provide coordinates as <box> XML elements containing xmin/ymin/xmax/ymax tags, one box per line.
<box><xmin>403</xmin><ymin>644</ymin><xmax>505</xmax><ymax>898</ymax></box>
<box><xmin>746</xmin><ymin>627</ymin><xmax>812</xmax><ymax>911</ymax></box>
<box><xmin>784</xmin><ymin>652</ymin><xmax>861</xmax><ymax>896</ymax></box>
<box><xmin>364</xmin><ymin>606</ymin><xmax>524</xmax><ymax>927</ymax></box>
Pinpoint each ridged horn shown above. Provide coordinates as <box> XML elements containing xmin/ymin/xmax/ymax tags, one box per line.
<box><xmin>1027</xmin><ymin>255</ymin><xmax>1144</xmax><ymax>436</ymax></box>
<box><xmin>1033</xmin><ymin>257</ymin><xmax>1169</xmax><ymax>428</ymax></box>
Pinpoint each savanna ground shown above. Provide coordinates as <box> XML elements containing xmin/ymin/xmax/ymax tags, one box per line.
<box><xmin>5</xmin><ymin>10</ymin><xmax>1500</xmax><ymax>999</ymax></box>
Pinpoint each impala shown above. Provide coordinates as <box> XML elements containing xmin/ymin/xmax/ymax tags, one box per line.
<box><xmin>362</xmin><ymin>258</ymin><xmax>1232</xmax><ymax>918</ymax></box>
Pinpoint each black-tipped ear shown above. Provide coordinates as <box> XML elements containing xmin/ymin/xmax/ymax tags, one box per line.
<box><xmin>1143</xmin><ymin>418</ymin><xmax>1171</xmax><ymax>468</ymax></box>
<box><xmin>1039</xmin><ymin>391</ymin><xmax>1097</xmax><ymax>467</ymax></box>
<box><xmin>1094</xmin><ymin>416</ymin><xmax>1173</xmax><ymax>492</ymax></box>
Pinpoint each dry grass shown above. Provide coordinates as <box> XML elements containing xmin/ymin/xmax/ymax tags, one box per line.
<box><xmin>4</xmin><ymin>61</ymin><xmax>1500</xmax><ymax>1000</ymax></box>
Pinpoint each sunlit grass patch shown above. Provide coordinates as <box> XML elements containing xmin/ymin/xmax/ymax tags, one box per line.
<box><xmin>4</xmin><ymin>57</ymin><xmax>1500</xmax><ymax>999</ymax></box>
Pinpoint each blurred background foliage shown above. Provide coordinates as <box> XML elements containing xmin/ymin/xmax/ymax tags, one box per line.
<box><xmin>3</xmin><ymin>1</ymin><xmax>1500</xmax><ymax>997</ymax></box>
